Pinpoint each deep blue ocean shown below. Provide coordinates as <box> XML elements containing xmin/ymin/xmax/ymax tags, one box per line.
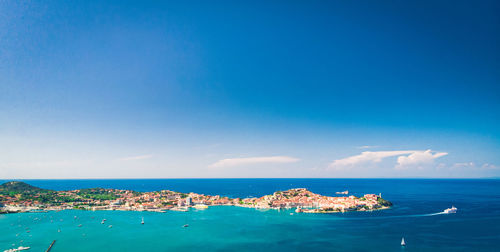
<box><xmin>1</xmin><ymin>179</ymin><xmax>499</xmax><ymax>251</ymax></box>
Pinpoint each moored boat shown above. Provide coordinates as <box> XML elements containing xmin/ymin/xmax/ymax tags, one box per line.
<box><xmin>193</xmin><ymin>204</ymin><xmax>208</xmax><ymax>209</ymax></box>
<box><xmin>3</xmin><ymin>246</ymin><xmax>30</xmax><ymax>252</ymax></box>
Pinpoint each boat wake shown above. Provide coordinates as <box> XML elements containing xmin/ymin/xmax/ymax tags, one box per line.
<box><xmin>325</xmin><ymin>211</ymin><xmax>448</xmax><ymax>220</ymax></box>
<box><xmin>405</xmin><ymin>211</ymin><xmax>446</xmax><ymax>217</ymax></box>
<box><xmin>426</xmin><ymin>211</ymin><xmax>447</xmax><ymax>216</ymax></box>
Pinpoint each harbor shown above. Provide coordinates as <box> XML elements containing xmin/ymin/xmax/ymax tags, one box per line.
<box><xmin>0</xmin><ymin>179</ymin><xmax>496</xmax><ymax>252</ymax></box>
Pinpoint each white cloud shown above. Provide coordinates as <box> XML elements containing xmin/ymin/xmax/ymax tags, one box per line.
<box><xmin>329</xmin><ymin>150</ymin><xmax>415</xmax><ymax>169</ymax></box>
<box><xmin>450</xmin><ymin>162</ymin><xmax>475</xmax><ymax>170</ymax></box>
<box><xmin>395</xmin><ymin>150</ymin><xmax>448</xmax><ymax>170</ymax></box>
<box><xmin>449</xmin><ymin>162</ymin><xmax>499</xmax><ymax>171</ymax></box>
<box><xmin>118</xmin><ymin>154</ymin><xmax>153</xmax><ymax>161</ymax></box>
<box><xmin>357</xmin><ymin>145</ymin><xmax>380</xmax><ymax>149</ymax></box>
<box><xmin>329</xmin><ymin>150</ymin><xmax>447</xmax><ymax>170</ymax></box>
<box><xmin>481</xmin><ymin>163</ymin><xmax>499</xmax><ymax>170</ymax></box>
<box><xmin>209</xmin><ymin>156</ymin><xmax>300</xmax><ymax>168</ymax></box>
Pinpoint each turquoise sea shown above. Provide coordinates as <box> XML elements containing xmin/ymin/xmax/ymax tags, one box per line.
<box><xmin>1</xmin><ymin>179</ymin><xmax>499</xmax><ymax>251</ymax></box>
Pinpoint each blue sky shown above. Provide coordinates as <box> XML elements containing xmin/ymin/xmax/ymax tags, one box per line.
<box><xmin>1</xmin><ymin>0</ymin><xmax>499</xmax><ymax>178</ymax></box>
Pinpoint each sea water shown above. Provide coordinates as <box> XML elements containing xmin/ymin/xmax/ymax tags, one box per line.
<box><xmin>1</xmin><ymin>179</ymin><xmax>499</xmax><ymax>251</ymax></box>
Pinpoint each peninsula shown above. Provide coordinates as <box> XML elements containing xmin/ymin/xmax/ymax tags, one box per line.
<box><xmin>0</xmin><ymin>181</ymin><xmax>392</xmax><ymax>214</ymax></box>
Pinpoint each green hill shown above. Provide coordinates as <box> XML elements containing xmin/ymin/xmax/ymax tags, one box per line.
<box><xmin>0</xmin><ymin>181</ymin><xmax>49</xmax><ymax>194</ymax></box>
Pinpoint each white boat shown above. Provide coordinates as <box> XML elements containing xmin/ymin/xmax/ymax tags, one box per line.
<box><xmin>193</xmin><ymin>204</ymin><xmax>208</xmax><ymax>209</ymax></box>
<box><xmin>401</xmin><ymin>237</ymin><xmax>406</xmax><ymax>246</ymax></box>
<box><xmin>4</xmin><ymin>246</ymin><xmax>30</xmax><ymax>252</ymax></box>
<box><xmin>141</xmin><ymin>217</ymin><xmax>144</xmax><ymax>224</ymax></box>
<box><xmin>171</xmin><ymin>207</ymin><xmax>189</xmax><ymax>212</ymax></box>
<box><xmin>443</xmin><ymin>206</ymin><xmax>457</xmax><ymax>214</ymax></box>
<box><xmin>336</xmin><ymin>190</ymin><xmax>349</xmax><ymax>195</ymax></box>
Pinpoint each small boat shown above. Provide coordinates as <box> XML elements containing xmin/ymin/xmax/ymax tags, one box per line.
<box><xmin>171</xmin><ymin>207</ymin><xmax>189</xmax><ymax>212</ymax></box>
<box><xmin>78</xmin><ymin>224</ymin><xmax>82</xmax><ymax>227</ymax></box>
<box><xmin>108</xmin><ymin>225</ymin><xmax>113</xmax><ymax>228</ymax></box>
<box><xmin>3</xmin><ymin>246</ymin><xmax>31</xmax><ymax>252</ymax></box>
<box><xmin>101</xmin><ymin>219</ymin><xmax>106</xmax><ymax>224</ymax></box>
<box><xmin>141</xmin><ymin>217</ymin><xmax>144</xmax><ymax>225</ymax></box>
<box><xmin>443</xmin><ymin>206</ymin><xmax>457</xmax><ymax>214</ymax></box>
<box><xmin>183</xmin><ymin>224</ymin><xmax>189</xmax><ymax>228</ymax></box>
<box><xmin>336</xmin><ymin>190</ymin><xmax>349</xmax><ymax>195</ymax></box>
<box><xmin>193</xmin><ymin>204</ymin><xmax>208</xmax><ymax>209</ymax></box>
<box><xmin>401</xmin><ymin>237</ymin><xmax>406</xmax><ymax>246</ymax></box>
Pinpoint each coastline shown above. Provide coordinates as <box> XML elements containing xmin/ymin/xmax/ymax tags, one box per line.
<box><xmin>1</xmin><ymin>204</ymin><xmax>393</xmax><ymax>215</ymax></box>
<box><xmin>1</xmin><ymin>182</ymin><xmax>392</xmax><ymax>215</ymax></box>
<box><xmin>2</xmin><ymin>179</ymin><xmax>497</xmax><ymax>252</ymax></box>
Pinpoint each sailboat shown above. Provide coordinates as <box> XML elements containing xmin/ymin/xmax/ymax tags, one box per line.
<box><xmin>401</xmin><ymin>237</ymin><xmax>406</xmax><ymax>246</ymax></box>
<box><xmin>141</xmin><ymin>217</ymin><xmax>144</xmax><ymax>225</ymax></box>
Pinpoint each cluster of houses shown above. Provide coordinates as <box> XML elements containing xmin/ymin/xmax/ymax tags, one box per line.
<box><xmin>244</xmin><ymin>188</ymin><xmax>384</xmax><ymax>212</ymax></box>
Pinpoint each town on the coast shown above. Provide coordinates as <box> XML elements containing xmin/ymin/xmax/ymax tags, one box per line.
<box><xmin>0</xmin><ymin>181</ymin><xmax>392</xmax><ymax>214</ymax></box>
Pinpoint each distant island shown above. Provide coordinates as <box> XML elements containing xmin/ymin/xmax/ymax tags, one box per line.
<box><xmin>0</xmin><ymin>181</ymin><xmax>392</xmax><ymax>214</ymax></box>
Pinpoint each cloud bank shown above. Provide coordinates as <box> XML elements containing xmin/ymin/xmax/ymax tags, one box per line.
<box><xmin>447</xmin><ymin>162</ymin><xmax>499</xmax><ymax>171</ymax></box>
<box><xmin>329</xmin><ymin>150</ymin><xmax>448</xmax><ymax>170</ymax></box>
<box><xmin>209</xmin><ymin>156</ymin><xmax>300</xmax><ymax>168</ymax></box>
<box><xmin>395</xmin><ymin>150</ymin><xmax>448</xmax><ymax>169</ymax></box>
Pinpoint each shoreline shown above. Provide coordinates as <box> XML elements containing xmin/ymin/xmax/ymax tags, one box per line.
<box><xmin>0</xmin><ymin>204</ymin><xmax>392</xmax><ymax>215</ymax></box>
<box><xmin>1</xmin><ymin>182</ymin><xmax>392</xmax><ymax>215</ymax></box>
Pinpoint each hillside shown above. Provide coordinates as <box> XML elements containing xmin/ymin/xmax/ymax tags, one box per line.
<box><xmin>0</xmin><ymin>181</ymin><xmax>49</xmax><ymax>194</ymax></box>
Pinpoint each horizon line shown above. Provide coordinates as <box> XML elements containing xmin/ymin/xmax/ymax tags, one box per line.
<box><xmin>1</xmin><ymin>177</ymin><xmax>498</xmax><ymax>180</ymax></box>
